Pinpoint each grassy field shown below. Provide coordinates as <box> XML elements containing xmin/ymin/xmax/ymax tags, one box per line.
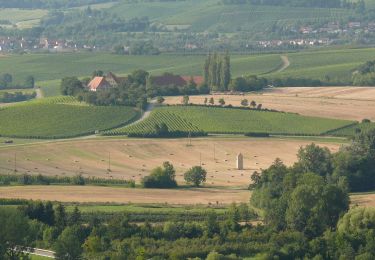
<box><xmin>0</xmin><ymin>97</ymin><xmax>139</xmax><ymax>138</ymax></box>
<box><xmin>0</xmin><ymin>8</ymin><xmax>47</xmax><ymax>29</ymax></box>
<box><xmin>0</xmin><ymin>137</ymin><xmax>341</xmax><ymax>187</ymax></box>
<box><xmin>269</xmin><ymin>48</ymin><xmax>375</xmax><ymax>83</ymax></box>
<box><xmin>107</xmin><ymin>106</ymin><xmax>354</xmax><ymax>136</ymax></box>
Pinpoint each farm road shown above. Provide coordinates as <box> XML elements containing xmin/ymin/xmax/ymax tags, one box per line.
<box><xmin>276</xmin><ymin>55</ymin><xmax>290</xmax><ymax>73</ymax></box>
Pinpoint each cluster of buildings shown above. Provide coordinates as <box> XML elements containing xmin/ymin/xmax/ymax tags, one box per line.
<box><xmin>87</xmin><ymin>72</ymin><xmax>204</xmax><ymax>92</ymax></box>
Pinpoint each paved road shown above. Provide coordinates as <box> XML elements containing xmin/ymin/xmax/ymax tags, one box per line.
<box><xmin>127</xmin><ymin>99</ymin><xmax>156</xmax><ymax>127</ymax></box>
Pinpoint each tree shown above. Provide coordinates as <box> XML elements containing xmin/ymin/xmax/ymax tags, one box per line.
<box><xmin>69</xmin><ymin>206</ymin><xmax>81</xmax><ymax>225</ymax></box>
<box><xmin>184</xmin><ymin>166</ymin><xmax>207</xmax><ymax>187</ymax></box>
<box><xmin>60</xmin><ymin>77</ymin><xmax>84</xmax><ymax>96</ymax></box>
<box><xmin>0</xmin><ymin>208</ymin><xmax>31</xmax><ymax>260</ymax></box>
<box><xmin>55</xmin><ymin>203</ymin><xmax>67</xmax><ymax>232</ymax></box>
<box><xmin>241</xmin><ymin>99</ymin><xmax>248</xmax><ymax>107</ymax></box>
<box><xmin>92</xmin><ymin>70</ymin><xmax>104</xmax><ymax>77</ymax></box>
<box><xmin>54</xmin><ymin>225</ymin><xmax>85</xmax><ymax>260</ymax></box>
<box><xmin>209</xmin><ymin>97</ymin><xmax>214</xmax><ymax>105</ymax></box>
<box><xmin>157</xmin><ymin>96</ymin><xmax>165</xmax><ymax>104</ymax></box>
<box><xmin>218</xmin><ymin>98</ymin><xmax>225</xmax><ymax>106</ymax></box>
<box><xmin>204</xmin><ymin>97</ymin><xmax>208</xmax><ymax>105</ymax></box>
<box><xmin>142</xmin><ymin>161</ymin><xmax>177</xmax><ymax>188</ymax></box>
<box><xmin>250</xmin><ymin>100</ymin><xmax>257</xmax><ymax>108</ymax></box>
<box><xmin>83</xmin><ymin>235</ymin><xmax>102</xmax><ymax>257</ymax></box>
<box><xmin>295</xmin><ymin>143</ymin><xmax>333</xmax><ymax>177</ymax></box>
<box><xmin>182</xmin><ymin>95</ymin><xmax>189</xmax><ymax>105</ymax></box>
<box><xmin>154</xmin><ymin>123</ymin><xmax>169</xmax><ymax>137</ymax></box>
<box><xmin>25</xmin><ymin>75</ymin><xmax>35</xmax><ymax>88</ymax></box>
<box><xmin>129</xmin><ymin>69</ymin><xmax>149</xmax><ymax>85</ymax></box>
<box><xmin>257</xmin><ymin>104</ymin><xmax>262</xmax><ymax>110</ymax></box>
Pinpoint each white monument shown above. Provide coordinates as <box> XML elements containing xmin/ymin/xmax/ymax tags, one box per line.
<box><xmin>237</xmin><ymin>153</ymin><xmax>244</xmax><ymax>170</ymax></box>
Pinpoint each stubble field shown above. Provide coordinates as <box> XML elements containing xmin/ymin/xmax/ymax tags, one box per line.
<box><xmin>164</xmin><ymin>87</ymin><xmax>375</xmax><ymax>121</ymax></box>
<box><xmin>0</xmin><ymin>137</ymin><xmax>342</xmax><ymax>188</ymax></box>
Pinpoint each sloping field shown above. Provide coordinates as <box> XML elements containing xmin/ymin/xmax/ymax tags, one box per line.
<box><xmin>109</xmin><ymin>0</ymin><xmax>353</xmax><ymax>33</ymax></box>
<box><xmin>0</xmin><ymin>138</ymin><xmax>341</xmax><ymax>187</ymax></box>
<box><xmin>0</xmin><ymin>100</ymin><xmax>139</xmax><ymax>138</ymax></box>
<box><xmin>164</xmin><ymin>87</ymin><xmax>375</xmax><ymax>121</ymax></box>
<box><xmin>269</xmin><ymin>48</ymin><xmax>375</xmax><ymax>83</ymax></box>
<box><xmin>329</xmin><ymin>122</ymin><xmax>375</xmax><ymax>137</ymax></box>
<box><xmin>108</xmin><ymin>106</ymin><xmax>353</xmax><ymax>136</ymax></box>
<box><xmin>0</xmin><ymin>8</ymin><xmax>47</xmax><ymax>28</ymax></box>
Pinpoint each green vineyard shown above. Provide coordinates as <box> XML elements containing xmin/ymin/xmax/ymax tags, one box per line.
<box><xmin>108</xmin><ymin>110</ymin><xmax>202</xmax><ymax>136</ymax></box>
<box><xmin>105</xmin><ymin>106</ymin><xmax>354</xmax><ymax>136</ymax></box>
<box><xmin>0</xmin><ymin>102</ymin><xmax>139</xmax><ymax>139</ymax></box>
<box><xmin>328</xmin><ymin>122</ymin><xmax>375</xmax><ymax>137</ymax></box>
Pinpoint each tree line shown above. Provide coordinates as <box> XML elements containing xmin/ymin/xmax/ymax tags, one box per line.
<box><xmin>204</xmin><ymin>52</ymin><xmax>231</xmax><ymax>91</ymax></box>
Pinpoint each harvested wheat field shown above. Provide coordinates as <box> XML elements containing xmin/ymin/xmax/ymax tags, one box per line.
<box><xmin>0</xmin><ymin>186</ymin><xmax>250</xmax><ymax>205</ymax></box>
<box><xmin>0</xmin><ymin>137</ymin><xmax>342</xmax><ymax>187</ymax></box>
<box><xmin>0</xmin><ymin>185</ymin><xmax>372</xmax><ymax>207</ymax></box>
<box><xmin>164</xmin><ymin>87</ymin><xmax>375</xmax><ymax>121</ymax></box>
<box><xmin>351</xmin><ymin>193</ymin><xmax>375</xmax><ymax>207</ymax></box>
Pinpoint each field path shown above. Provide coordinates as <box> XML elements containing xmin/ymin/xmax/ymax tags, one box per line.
<box><xmin>35</xmin><ymin>88</ymin><xmax>43</xmax><ymax>99</ymax></box>
<box><xmin>126</xmin><ymin>99</ymin><xmax>156</xmax><ymax>127</ymax></box>
<box><xmin>275</xmin><ymin>55</ymin><xmax>290</xmax><ymax>73</ymax></box>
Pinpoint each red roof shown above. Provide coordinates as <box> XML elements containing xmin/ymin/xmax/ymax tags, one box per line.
<box><xmin>151</xmin><ymin>75</ymin><xmax>204</xmax><ymax>87</ymax></box>
<box><xmin>88</xmin><ymin>77</ymin><xmax>108</xmax><ymax>91</ymax></box>
<box><xmin>181</xmin><ymin>76</ymin><xmax>204</xmax><ymax>86</ymax></box>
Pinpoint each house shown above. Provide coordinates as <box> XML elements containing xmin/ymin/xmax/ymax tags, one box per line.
<box><xmin>87</xmin><ymin>77</ymin><xmax>112</xmax><ymax>92</ymax></box>
<box><xmin>87</xmin><ymin>72</ymin><xmax>128</xmax><ymax>91</ymax></box>
<box><xmin>105</xmin><ymin>72</ymin><xmax>127</xmax><ymax>87</ymax></box>
<box><xmin>149</xmin><ymin>74</ymin><xmax>204</xmax><ymax>87</ymax></box>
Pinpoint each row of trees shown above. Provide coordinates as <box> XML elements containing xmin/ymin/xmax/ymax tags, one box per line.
<box><xmin>204</xmin><ymin>52</ymin><xmax>231</xmax><ymax>91</ymax></box>
<box><xmin>0</xmin><ymin>91</ymin><xmax>36</xmax><ymax>103</ymax></box>
<box><xmin>0</xmin><ymin>73</ymin><xmax>35</xmax><ymax>89</ymax></box>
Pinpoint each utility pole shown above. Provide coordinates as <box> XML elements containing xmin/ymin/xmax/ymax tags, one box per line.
<box><xmin>213</xmin><ymin>144</ymin><xmax>216</xmax><ymax>161</ymax></box>
<box><xmin>14</xmin><ymin>153</ymin><xmax>17</xmax><ymax>173</ymax></box>
<box><xmin>108</xmin><ymin>152</ymin><xmax>111</xmax><ymax>172</ymax></box>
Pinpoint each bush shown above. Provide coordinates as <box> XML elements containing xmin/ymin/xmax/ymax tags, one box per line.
<box><xmin>142</xmin><ymin>162</ymin><xmax>177</xmax><ymax>188</ymax></box>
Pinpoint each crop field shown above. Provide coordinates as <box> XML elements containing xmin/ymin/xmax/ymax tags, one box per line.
<box><xmin>0</xmin><ymin>186</ymin><xmax>250</xmax><ymax>205</ymax></box>
<box><xmin>164</xmin><ymin>87</ymin><xmax>375</xmax><ymax>121</ymax></box>
<box><xmin>0</xmin><ymin>137</ymin><xmax>342</xmax><ymax>187</ymax></box>
<box><xmin>0</xmin><ymin>100</ymin><xmax>139</xmax><ymax>138</ymax></box>
<box><xmin>108</xmin><ymin>106</ymin><xmax>354</xmax><ymax>136</ymax></box>
<box><xmin>0</xmin><ymin>185</ymin><xmax>372</xmax><ymax>207</ymax></box>
<box><xmin>329</xmin><ymin>122</ymin><xmax>375</xmax><ymax>137</ymax></box>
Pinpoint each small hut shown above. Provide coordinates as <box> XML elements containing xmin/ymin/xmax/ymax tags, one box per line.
<box><xmin>237</xmin><ymin>153</ymin><xmax>244</xmax><ymax>170</ymax></box>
